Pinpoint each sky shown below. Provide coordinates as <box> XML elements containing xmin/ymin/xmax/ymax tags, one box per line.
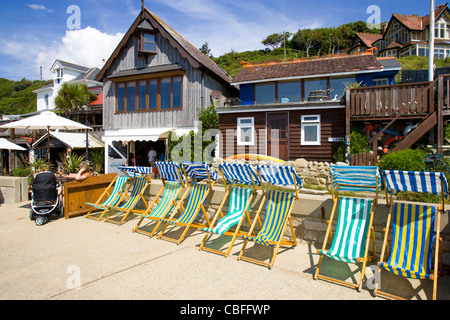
<box><xmin>0</xmin><ymin>0</ymin><xmax>437</xmax><ymax>81</ymax></box>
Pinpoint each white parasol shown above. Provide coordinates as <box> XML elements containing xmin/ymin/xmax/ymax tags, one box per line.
<box><xmin>0</xmin><ymin>111</ymin><xmax>91</xmax><ymax>160</ymax></box>
<box><xmin>0</xmin><ymin>138</ymin><xmax>26</xmax><ymax>151</ymax></box>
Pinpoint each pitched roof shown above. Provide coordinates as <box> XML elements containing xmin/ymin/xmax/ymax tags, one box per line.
<box><xmin>232</xmin><ymin>54</ymin><xmax>386</xmax><ymax>84</ymax></box>
<box><xmin>355</xmin><ymin>33</ymin><xmax>383</xmax><ymax>48</ymax></box>
<box><xmin>391</xmin><ymin>4</ymin><xmax>448</xmax><ymax>31</ymax></box>
<box><xmin>51</xmin><ymin>60</ymin><xmax>90</xmax><ymax>73</ymax></box>
<box><xmin>96</xmin><ymin>8</ymin><xmax>232</xmax><ymax>85</ymax></box>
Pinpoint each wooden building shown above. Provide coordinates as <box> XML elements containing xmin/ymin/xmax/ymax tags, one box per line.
<box><xmin>95</xmin><ymin>6</ymin><xmax>235</xmax><ymax>172</ymax></box>
<box><xmin>217</xmin><ymin>53</ymin><xmax>401</xmax><ymax>162</ymax></box>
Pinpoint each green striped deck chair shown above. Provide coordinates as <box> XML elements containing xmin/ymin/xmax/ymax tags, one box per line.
<box><xmin>199</xmin><ymin>163</ymin><xmax>260</xmax><ymax>257</ymax></box>
<box><xmin>104</xmin><ymin>173</ymin><xmax>151</xmax><ymax>226</ymax></box>
<box><xmin>132</xmin><ymin>162</ymin><xmax>186</xmax><ymax>237</ymax></box>
<box><xmin>85</xmin><ymin>175</ymin><xmax>129</xmax><ymax>221</ymax></box>
<box><xmin>374</xmin><ymin>170</ymin><xmax>448</xmax><ymax>300</ymax></box>
<box><xmin>157</xmin><ymin>162</ymin><xmax>217</xmax><ymax>245</ymax></box>
<box><xmin>314</xmin><ymin>165</ymin><xmax>379</xmax><ymax>292</ymax></box>
<box><xmin>238</xmin><ymin>165</ymin><xmax>302</xmax><ymax>269</ymax></box>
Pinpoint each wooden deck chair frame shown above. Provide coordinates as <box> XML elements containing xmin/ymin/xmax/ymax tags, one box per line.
<box><xmin>237</xmin><ymin>165</ymin><xmax>301</xmax><ymax>269</ymax></box>
<box><xmin>314</xmin><ymin>165</ymin><xmax>380</xmax><ymax>292</ymax></box>
<box><xmin>199</xmin><ymin>164</ymin><xmax>261</xmax><ymax>257</ymax></box>
<box><xmin>85</xmin><ymin>175</ymin><xmax>130</xmax><ymax>221</ymax></box>
<box><xmin>157</xmin><ymin>162</ymin><xmax>216</xmax><ymax>245</ymax></box>
<box><xmin>374</xmin><ymin>170</ymin><xmax>448</xmax><ymax>300</ymax></box>
<box><xmin>103</xmin><ymin>167</ymin><xmax>152</xmax><ymax>226</ymax></box>
<box><xmin>133</xmin><ymin>162</ymin><xmax>185</xmax><ymax>237</ymax></box>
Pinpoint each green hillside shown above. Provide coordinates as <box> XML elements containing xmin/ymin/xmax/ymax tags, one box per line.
<box><xmin>0</xmin><ymin>78</ymin><xmax>52</xmax><ymax>116</ymax></box>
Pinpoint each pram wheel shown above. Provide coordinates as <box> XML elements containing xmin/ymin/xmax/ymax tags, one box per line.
<box><xmin>35</xmin><ymin>216</ymin><xmax>48</xmax><ymax>226</ymax></box>
<box><xmin>29</xmin><ymin>210</ymin><xmax>35</xmax><ymax>221</ymax></box>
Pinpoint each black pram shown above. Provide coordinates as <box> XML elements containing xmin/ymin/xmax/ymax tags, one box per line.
<box><xmin>30</xmin><ymin>171</ymin><xmax>63</xmax><ymax>226</ymax></box>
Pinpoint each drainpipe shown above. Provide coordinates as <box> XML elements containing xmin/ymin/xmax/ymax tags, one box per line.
<box><xmin>429</xmin><ymin>0</ymin><xmax>435</xmax><ymax>82</ymax></box>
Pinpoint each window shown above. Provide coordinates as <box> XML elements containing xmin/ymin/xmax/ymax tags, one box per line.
<box><xmin>44</xmin><ymin>95</ymin><xmax>49</xmax><ymax>108</ymax></box>
<box><xmin>115</xmin><ymin>75</ymin><xmax>183</xmax><ymax>113</ymax></box>
<box><xmin>55</xmin><ymin>68</ymin><xmax>63</xmax><ymax>84</ymax></box>
<box><xmin>373</xmin><ymin>78</ymin><xmax>389</xmax><ymax>86</ymax></box>
<box><xmin>237</xmin><ymin>117</ymin><xmax>255</xmax><ymax>146</ymax></box>
<box><xmin>278</xmin><ymin>81</ymin><xmax>301</xmax><ymax>103</ymax></box>
<box><xmin>330</xmin><ymin>77</ymin><xmax>355</xmax><ymax>100</ymax></box>
<box><xmin>255</xmin><ymin>83</ymin><xmax>275</xmax><ymax>104</ymax></box>
<box><xmin>301</xmin><ymin>115</ymin><xmax>320</xmax><ymax>146</ymax></box>
<box><xmin>140</xmin><ymin>32</ymin><xmax>157</xmax><ymax>53</ymax></box>
<box><xmin>305</xmin><ymin>79</ymin><xmax>327</xmax><ymax>101</ymax></box>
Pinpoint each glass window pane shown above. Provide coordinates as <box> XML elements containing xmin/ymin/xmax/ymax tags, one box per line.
<box><xmin>305</xmin><ymin>79</ymin><xmax>327</xmax><ymax>101</ymax></box>
<box><xmin>304</xmin><ymin>125</ymin><xmax>318</xmax><ymax>142</ymax></box>
<box><xmin>172</xmin><ymin>76</ymin><xmax>182</xmax><ymax>108</ymax></box>
<box><xmin>240</xmin><ymin>127</ymin><xmax>252</xmax><ymax>143</ymax></box>
<box><xmin>255</xmin><ymin>83</ymin><xmax>275</xmax><ymax>104</ymax></box>
<box><xmin>278</xmin><ymin>81</ymin><xmax>301</xmax><ymax>103</ymax></box>
<box><xmin>117</xmin><ymin>83</ymin><xmax>125</xmax><ymax>112</ymax></box>
<box><xmin>149</xmin><ymin>80</ymin><xmax>157</xmax><ymax>110</ymax></box>
<box><xmin>126</xmin><ymin>82</ymin><xmax>136</xmax><ymax>112</ymax></box>
<box><xmin>138</xmin><ymin>81</ymin><xmax>147</xmax><ymax>110</ymax></box>
<box><xmin>160</xmin><ymin>78</ymin><xmax>171</xmax><ymax>109</ymax></box>
<box><xmin>144</xmin><ymin>42</ymin><xmax>156</xmax><ymax>52</ymax></box>
<box><xmin>143</xmin><ymin>33</ymin><xmax>156</xmax><ymax>52</ymax></box>
<box><xmin>330</xmin><ymin>77</ymin><xmax>355</xmax><ymax>100</ymax></box>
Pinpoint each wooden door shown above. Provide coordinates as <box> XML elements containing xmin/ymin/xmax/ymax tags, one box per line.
<box><xmin>267</xmin><ymin>113</ymin><xmax>289</xmax><ymax>161</ymax></box>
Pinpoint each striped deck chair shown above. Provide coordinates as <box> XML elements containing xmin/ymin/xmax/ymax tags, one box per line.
<box><xmin>375</xmin><ymin>170</ymin><xmax>448</xmax><ymax>300</ymax></box>
<box><xmin>103</xmin><ymin>167</ymin><xmax>152</xmax><ymax>226</ymax></box>
<box><xmin>85</xmin><ymin>175</ymin><xmax>129</xmax><ymax>221</ymax></box>
<box><xmin>199</xmin><ymin>163</ymin><xmax>261</xmax><ymax>257</ymax></box>
<box><xmin>238</xmin><ymin>165</ymin><xmax>302</xmax><ymax>269</ymax></box>
<box><xmin>157</xmin><ymin>162</ymin><xmax>217</xmax><ymax>245</ymax></box>
<box><xmin>133</xmin><ymin>162</ymin><xmax>185</xmax><ymax>237</ymax></box>
<box><xmin>314</xmin><ymin>165</ymin><xmax>380</xmax><ymax>292</ymax></box>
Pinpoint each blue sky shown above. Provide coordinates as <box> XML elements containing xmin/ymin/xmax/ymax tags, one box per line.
<box><xmin>0</xmin><ymin>0</ymin><xmax>436</xmax><ymax>81</ymax></box>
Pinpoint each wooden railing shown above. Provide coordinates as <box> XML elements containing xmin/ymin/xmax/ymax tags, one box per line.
<box><xmin>347</xmin><ymin>81</ymin><xmax>434</xmax><ymax>118</ymax></box>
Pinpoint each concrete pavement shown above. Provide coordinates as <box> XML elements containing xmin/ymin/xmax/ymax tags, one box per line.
<box><xmin>0</xmin><ymin>200</ymin><xmax>449</xmax><ymax>301</ymax></box>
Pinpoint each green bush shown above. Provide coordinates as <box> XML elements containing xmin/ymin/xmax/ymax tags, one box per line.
<box><xmin>377</xmin><ymin>149</ymin><xmax>428</xmax><ymax>172</ymax></box>
<box><xmin>12</xmin><ymin>166</ymin><xmax>31</xmax><ymax>177</ymax></box>
<box><xmin>333</xmin><ymin>130</ymin><xmax>370</xmax><ymax>163</ymax></box>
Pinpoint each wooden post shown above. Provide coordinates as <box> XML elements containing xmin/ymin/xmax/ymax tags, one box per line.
<box><xmin>438</xmin><ymin>75</ymin><xmax>444</xmax><ymax>154</ymax></box>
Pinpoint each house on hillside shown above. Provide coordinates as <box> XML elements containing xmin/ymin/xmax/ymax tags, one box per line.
<box><xmin>217</xmin><ymin>53</ymin><xmax>401</xmax><ymax>162</ymax></box>
<box><xmin>95</xmin><ymin>6</ymin><xmax>235</xmax><ymax>173</ymax></box>
<box><xmin>348</xmin><ymin>33</ymin><xmax>382</xmax><ymax>55</ymax></box>
<box><xmin>33</xmin><ymin>60</ymin><xmax>102</xmax><ymax>111</ymax></box>
<box><xmin>352</xmin><ymin>3</ymin><xmax>450</xmax><ymax>59</ymax></box>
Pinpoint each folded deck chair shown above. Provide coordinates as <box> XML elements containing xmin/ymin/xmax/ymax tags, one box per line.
<box><xmin>199</xmin><ymin>163</ymin><xmax>261</xmax><ymax>257</ymax></box>
<box><xmin>103</xmin><ymin>167</ymin><xmax>152</xmax><ymax>226</ymax></box>
<box><xmin>133</xmin><ymin>162</ymin><xmax>185</xmax><ymax>237</ymax></box>
<box><xmin>238</xmin><ymin>165</ymin><xmax>302</xmax><ymax>269</ymax></box>
<box><xmin>374</xmin><ymin>170</ymin><xmax>448</xmax><ymax>300</ymax></box>
<box><xmin>85</xmin><ymin>175</ymin><xmax>130</xmax><ymax>221</ymax></box>
<box><xmin>157</xmin><ymin>162</ymin><xmax>217</xmax><ymax>245</ymax></box>
<box><xmin>314</xmin><ymin>165</ymin><xmax>380</xmax><ymax>292</ymax></box>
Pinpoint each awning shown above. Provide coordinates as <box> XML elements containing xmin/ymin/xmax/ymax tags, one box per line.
<box><xmin>32</xmin><ymin>131</ymin><xmax>104</xmax><ymax>149</ymax></box>
<box><xmin>102</xmin><ymin>128</ymin><xmax>175</xmax><ymax>144</ymax></box>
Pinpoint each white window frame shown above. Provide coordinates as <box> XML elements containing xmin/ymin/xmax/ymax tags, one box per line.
<box><xmin>373</xmin><ymin>78</ymin><xmax>389</xmax><ymax>86</ymax></box>
<box><xmin>237</xmin><ymin>117</ymin><xmax>255</xmax><ymax>146</ymax></box>
<box><xmin>301</xmin><ymin>115</ymin><xmax>321</xmax><ymax>146</ymax></box>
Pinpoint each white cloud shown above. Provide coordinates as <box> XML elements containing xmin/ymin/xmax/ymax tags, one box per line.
<box><xmin>27</xmin><ymin>4</ymin><xmax>53</xmax><ymax>12</ymax></box>
<box><xmin>35</xmin><ymin>27</ymin><xmax>124</xmax><ymax>80</ymax></box>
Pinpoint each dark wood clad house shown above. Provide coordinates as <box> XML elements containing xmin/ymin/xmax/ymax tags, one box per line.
<box><xmin>95</xmin><ymin>7</ymin><xmax>234</xmax><ymax>173</ymax></box>
<box><xmin>217</xmin><ymin>53</ymin><xmax>401</xmax><ymax>162</ymax></box>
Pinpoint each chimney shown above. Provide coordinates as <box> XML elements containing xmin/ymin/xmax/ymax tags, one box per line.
<box><xmin>381</xmin><ymin>22</ymin><xmax>387</xmax><ymax>35</ymax></box>
<box><xmin>437</xmin><ymin>3</ymin><xmax>447</xmax><ymax>11</ymax></box>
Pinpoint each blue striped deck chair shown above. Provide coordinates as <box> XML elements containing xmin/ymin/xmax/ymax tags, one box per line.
<box><xmin>157</xmin><ymin>162</ymin><xmax>217</xmax><ymax>245</ymax></box>
<box><xmin>133</xmin><ymin>162</ymin><xmax>185</xmax><ymax>237</ymax></box>
<box><xmin>199</xmin><ymin>163</ymin><xmax>261</xmax><ymax>257</ymax></box>
<box><xmin>314</xmin><ymin>165</ymin><xmax>380</xmax><ymax>292</ymax></box>
<box><xmin>103</xmin><ymin>167</ymin><xmax>152</xmax><ymax>226</ymax></box>
<box><xmin>375</xmin><ymin>170</ymin><xmax>448</xmax><ymax>300</ymax></box>
<box><xmin>238</xmin><ymin>165</ymin><xmax>302</xmax><ymax>269</ymax></box>
<box><xmin>85</xmin><ymin>175</ymin><xmax>130</xmax><ymax>221</ymax></box>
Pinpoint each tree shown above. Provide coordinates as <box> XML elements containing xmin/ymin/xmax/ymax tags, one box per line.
<box><xmin>292</xmin><ymin>29</ymin><xmax>319</xmax><ymax>57</ymax></box>
<box><xmin>262</xmin><ymin>32</ymin><xmax>292</xmax><ymax>50</ymax></box>
<box><xmin>200</xmin><ymin>41</ymin><xmax>213</xmax><ymax>58</ymax></box>
<box><xmin>54</xmin><ymin>83</ymin><xmax>97</xmax><ymax>112</ymax></box>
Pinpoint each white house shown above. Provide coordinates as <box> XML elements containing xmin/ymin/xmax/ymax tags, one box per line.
<box><xmin>33</xmin><ymin>60</ymin><xmax>103</xmax><ymax>111</ymax></box>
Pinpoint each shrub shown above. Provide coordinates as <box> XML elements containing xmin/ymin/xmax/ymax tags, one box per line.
<box><xmin>333</xmin><ymin>130</ymin><xmax>370</xmax><ymax>163</ymax></box>
<box><xmin>377</xmin><ymin>149</ymin><xmax>428</xmax><ymax>172</ymax></box>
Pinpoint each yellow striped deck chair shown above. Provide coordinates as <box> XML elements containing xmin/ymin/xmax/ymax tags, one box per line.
<box><xmin>85</xmin><ymin>175</ymin><xmax>130</xmax><ymax>221</ymax></box>
<box><xmin>133</xmin><ymin>162</ymin><xmax>185</xmax><ymax>237</ymax></box>
<box><xmin>374</xmin><ymin>170</ymin><xmax>448</xmax><ymax>300</ymax></box>
<box><xmin>314</xmin><ymin>165</ymin><xmax>380</xmax><ymax>292</ymax></box>
<box><xmin>103</xmin><ymin>167</ymin><xmax>152</xmax><ymax>226</ymax></box>
<box><xmin>157</xmin><ymin>162</ymin><xmax>217</xmax><ymax>245</ymax></box>
<box><xmin>238</xmin><ymin>165</ymin><xmax>302</xmax><ymax>269</ymax></box>
<box><xmin>199</xmin><ymin>163</ymin><xmax>261</xmax><ymax>257</ymax></box>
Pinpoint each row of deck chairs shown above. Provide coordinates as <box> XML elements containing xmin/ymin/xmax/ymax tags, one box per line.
<box><xmin>84</xmin><ymin>161</ymin><xmax>448</xmax><ymax>300</ymax></box>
